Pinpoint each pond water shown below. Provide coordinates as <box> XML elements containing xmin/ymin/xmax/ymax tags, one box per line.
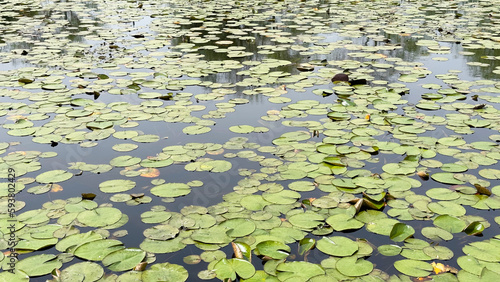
<box><xmin>1</xmin><ymin>0</ymin><xmax>500</xmax><ymax>281</ymax></box>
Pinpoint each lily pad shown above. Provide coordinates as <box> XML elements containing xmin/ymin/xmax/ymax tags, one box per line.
<box><xmin>35</xmin><ymin>170</ymin><xmax>72</xmax><ymax>184</ymax></box>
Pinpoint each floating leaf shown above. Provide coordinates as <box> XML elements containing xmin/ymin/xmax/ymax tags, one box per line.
<box><xmin>316</xmin><ymin>236</ymin><xmax>358</xmax><ymax>257</ymax></box>
<box><xmin>390</xmin><ymin>223</ymin><xmax>415</xmax><ymax>242</ymax></box>
<box><xmin>464</xmin><ymin>221</ymin><xmax>485</xmax><ymax>236</ymax></box>
<box><xmin>102</xmin><ymin>248</ymin><xmax>146</xmax><ymax>272</ymax></box>
<box><xmin>77</xmin><ymin>207</ymin><xmax>123</xmax><ymax>227</ymax></box>
<box><xmin>298</xmin><ymin>238</ymin><xmax>316</xmax><ymax>255</ymax></box>
<box><xmin>35</xmin><ymin>170</ymin><xmax>72</xmax><ymax>184</ymax></box>
<box><xmin>59</xmin><ymin>262</ymin><xmax>104</xmax><ymax>282</ymax></box>
<box><xmin>17</xmin><ymin>254</ymin><xmax>62</xmax><ymax>277</ymax></box>
<box><xmin>142</xmin><ymin>263</ymin><xmax>188</xmax><ymax>282</ymax></box>
<box><xmin>336</xmin><ymin>256</ymin><xmax>374</xmax><ymax>277</ymax></box>
<box><xmin>394</xmin><ymin>259</ymin><xmax>433</xmax><ymax>277</ymax></box>
<box><xmin>256</xmin><ymin>240</ymin><xmax>291</xmax><ymax>259</ymax></box>
<box><xmin>214</xmin><ymin>258</ymin><xmax>255</xmax><ymax>281</ymax></box>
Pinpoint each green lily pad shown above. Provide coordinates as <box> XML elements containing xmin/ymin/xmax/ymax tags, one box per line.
<box><xmin>336</xmin><ymin>256</ymin><xmax>374</xmax><ymax>277</ymax></box>
<box><xmin>462</xmin><ymin>239</ymin><xmax>500</xmax><ymax>262</ymax></box>
<box><xmin>142</xmin><ymin>263</ymin><xmax>188</xmax><ymax>281</ymax></box>
<box><xmin>378</xmin><ymin>244</ymin><xmax>402</xmax><ymax>256</ymax></box>
<box><xmin>35</xmin><ymin>170</ymin><xmax>73</xmax><ymax>184</ymax></box>
<box><xmin>288</xmin><ymin>211</ymin><xmax>324</xmax><ymax>229</ymax></box>
<box><xmin>77</xmin><ymin>207</ymin><xmax>123</xmax><ymax>227</ymax></box>
<box><xmin>326</xmin><ymin>213</ymin><xmax>364</xmax><ymax>231</ymax></box>
<box><xmin>433</xmin><ymin>215</ymin><xmax>467</xmax><ymax>233</ymax></box>
<box><xmin>423</xmin><ymin>246</ymin><xmax>454</xmax><ymax>260</ymax></box>
<box><xmin>99</xmin><ymin>179</ymin><xmax>136</xmax><ymax>193</ymax></box>
<box><xmin>421</xmin><ymin>227</ymin><xmax>454</xmax><ymax>241</ymax></box>
<box><xmin>298</xmin><ymin>238</ymin><xmax>316</xmax><ymax>255</ymax></box>
<box><xmin>464</xmin><ymin>221</ymin><xmax>485</xmax><ymax>236</ymax></box>
<box><xmin>214</xmin><ymin>258</ymin><xmax>255</xmax><ymax>280</ymax></box>
<box><xmin>102</xmin><ymin>248</ymin><xmax>146</xmax><ymax>272</ymax></box>
<box><xmin>256</xmin><ymin>240</ymin><xmax>291</xmax><ymax>259</ymax></box>
<box><xmin>394</xmin><ymin>259</ymin><xmax>433</xmax><ymax>277</ymax></box>
<box><xmin>219</xmin><ymin>218</ymin><xmax>256</xmax><ymax>237</ymax></box>
<box><xmin>316</xmin><ymin>236</ymin><xmax>358</xmax><ymax>257</ymax></box>
<box><xmin>262</xmin><ymin>190</ymin><xmax>300</xmax><ymax>204</ymax></box>
<box><xmin>74</xmin><ymin>239</ymin><xmax>125</xmax><ymax>261</ymax></box>
<box><xmin>17</xmin><ymin>254</ymin><xmax>62</xmax><ymax>277</ymax></box>
<box><xmin>390</xmin><ymin>223</ymin><xmax>415</xmax><ymax>242</ymax></box>
<box><xmin>229</xmin><ymin>125</ymin><xmax>255</xmax><ymax>134</ymax></box>
<box><xmin>60</xmin><ymin>262</ymin><xmax>104</xmax><ymax>282</ymax></box>
<box><xmin>276</xmin><ymin>261</ymin><xmax>325</xmax><ymax>281</ymax></box>
<box><xmin>431</xmin><ymin>173</ymin><xmax>465</xmax><ymax>185</ymax></box>
<box><xmin>109</xmin><ymin>155</ymin><xmax>141</xmax><ymax>167</ymax></box>
<box><xmin>150</xmin><ymin>183</ymin><xmax>191</xmax><ymax>198</ymax></box>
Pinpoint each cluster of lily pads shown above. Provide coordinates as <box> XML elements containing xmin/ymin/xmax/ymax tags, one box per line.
<box><xmin>1</xmin><ymin>0</ymin><xmax>500</xmax><ymax>281</ymax></box>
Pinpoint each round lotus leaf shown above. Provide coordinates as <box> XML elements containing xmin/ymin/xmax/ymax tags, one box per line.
<box><xmin>0</xmin><ymin>269</ymin><xmax>29</xmax><ymax>281</ymax></box>
<box><xmin>382</xmin><ymin>163</ymin><xmax>415</xmax><ymax>175</ymax></box>
<box><xmin>112</xmin><ymin>143</ymin><xmax>138</xmax><ymax>152</ymax></box>
<box><xmin>288</xmin><ymin>181</ymin><xmax>315</xmax><ymax>192</ymax></box>
<box><xmin>478</xmin><ymin>169</ymin><xmax>500</xmax><ymax>180</ymax></box>
<box><xmin>366</xmin><ymin>218</ymin><xmax>399</xmax><ymax>236</ymax></box>
<box><xmin>441</xmin><ymin>163</ymin><xmax>468</xmax><ymax>173</ymax></box>
<box><xmin>256</xmin><ymin>240</ymin><xmax>291</xmax><ymax>260</ymax></box>
<box><xmin>316</xmin><ymin>236</ymin><xmax>358</xmax><ymax>257</ymax></box>
<box><xmin>200</xmin><ymin>160</ymin><xmax>232</xmax><ymax>172</ymax></box>
<box><xmin>74</xmin><ymin>239</ymin><xmax>125</xmax><ymax>261</ymax></box>
<box><xmin>240</xmin><ymin>195</ymin><xmax>271</xmax><ymax>211</ymax></box>
<box><xmin>229</xmin><ymin>125</ymin><xmax>254</xmax><ymax>134</ymax></box>
<box><xmin>279</xmin><ymin>169</ymin><xmax>308</xmax><ymax>180</ymax></box>
<box><xmin>113</xmin><ymin>130</ymin><xmax>139</xmax><ymax>139</ymax></box>
<box><xmin>433</xmin><ymin>215</ymin><xmax>467</xmax><ymax>233</ymax></box>
<box><xmin>141</xmin><ymin>262</ymin><xmax>188</xmax><ymax>281</ymax></box>
<box><xmin>150</xmin><ymin>183</ymin><xmax>191</xmax><ymax>198</ymax></box>
<box><xmin>426</xmin><ymin>188</ymin><xmax>460</xmax><ymax>200</ymax></box>
<box><xmin>77</xmin><ymin>207</ymin><xmax>122</xmax><ymax>227</ymax></box>
<box><xmin>423</xmin><ymin>246</ymin><xmax>454</xmax><ymax>260</ymax></box>
<box><xmin>191</xmin><ymin>226</ymin><xmax>232</xmax><ymax>244</ymax></box>
<box><xmin>421</xmin><ymin>227</ymin><xmax>453</xmax><ymax>241</ymax></box>
<box><xmin>109</xmin><ymin>155</ymin><xmax>141</xmax><ymax>167</ymax></box>
<box><xmin>183</xmin><ymin>255</ymin><xmax>201</xmax><ymax>265</ymax></box>
<box><xmin>55</xmin><ymin>231</ymin><xmax>103</xmax><ymax>253</ymax></box>
<box><xmin>140</xmin><ymin>211</ymin><xmax>171</xmax><ymax>224</ymax></box>
<box><xmin>143</xmin><ymin>224</ymin><xmax>179</xmax><ymax>240</ymax></box>
<box><xmin>141</xmin><ymin>158</ymin><xmax>174</xmax><ymax>168</ymax></box>
<box><xmin>102</xmin><ymin>248</ymin><xmax>146</xmax><ymax>272</ymax></box>
<box><xmin>183</xmin><ymin>125</ymin><xmax>211</xmax><ymax>135</ymax></box>
<box><xmin>378</xmin><ymin>244</ymin><xmax>402</xmax><ymax>256</ymax></box>
<box><xmin>288</xmin><ymin>211</ymin><xmax>324</xmax><ymax>229</ymax></box>
<box><xmin>326</xmin><ymin>214</ymin><xmax>364</xmax><ymax>231</ymax></box>
<box><xmin>336</xmin><ymin>256</ymin><xmax>373</xmax><ymax>277</ymax></box>
<box><xmin>428</xmin><ymin>201</ymin><xmax>466</xmax><ymax>216</ymax></box>
<box><xmin>438</xmin><ymin>137</ymin><xmax>466</xmax><ymax>146</ymax></box>
<box><xmin>140</xmin><ymin>236</ymin><xmax>186</xmax><ymax>254</ymax></box>
<box><xmin>214</xmin><ymin>258</ymin><xmax>255</xmax><ymax>280</ymax></box>
<box><xmin>457</xmin><ymin>255</ymin><xmax>485</xmax><ymax>276</ymax></box>
<box><xmin>132</xmin><ymin>134</ymin><xmax>160</xmax><ymax>143</ymax></box>
<box><xmin>394</xmin><ymin>259</ymin><xmax>433</xmax><ymax>277</ymax></box>
<box><xmin>35</xmin><ymin>170</ymin><xmax>72</xmax><ymax>184</ymax></box>
<box><xmin>431</xmin><ymin>172</ymin><xmax>465</xmax><ymax>185</ymax></box>
<box><xmin>275</xmin><ymin>261</ymin><xmax>325</xmax><ymax>281</ymax></box>
<box><xmin>99</xmin><ymin>179</ymin><xmax>136</xmax><ymax>193</ymax></box>
<box><xmin>60</xmin><ymin>262</ymin><xmax>104</xmax><ymax>282</ymax></box>
<box><xmin>29</xmin><ymin>224</ymin><xmax>62</xmax><ymax>239</ymax></box>
<box><xmin>262</xmin><ymin>190</ymin><xmax>300</xmax><ymax>204</ymax></box>
<box><xmin>16</xmin><ymin>254</ymin><xmax>62</xmax><ymax>277</ymax></box>
<box><xmin>462</xmin><ymin>240</ymin><xmax>500</xmax><ymax>262</ymax></box>
<box><xmin>219</xmin><ymin>218</ymin><xmax>256</xmax><ymax>237</ymax></box>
